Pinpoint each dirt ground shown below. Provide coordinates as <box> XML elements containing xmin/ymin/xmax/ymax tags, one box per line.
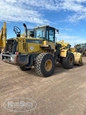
<box><xmin>0</xmin><ymin>56</ymin><xmax>86</xmax><ymax>115</ymax></box>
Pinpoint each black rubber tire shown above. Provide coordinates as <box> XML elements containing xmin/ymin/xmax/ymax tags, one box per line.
<box><xmin>35</xmin><ymin>53</ymin><xmax>55</xmax><ymax>77</ymax></box>
<box><xmin>62</xmin><ymin>52</ymin><xmax>74</xmax><ymax>69</ymax></box>
<box><xmin>19</xmin><ymin>66</ymin><xmax>31</xmax><ymax>71</ymax></box>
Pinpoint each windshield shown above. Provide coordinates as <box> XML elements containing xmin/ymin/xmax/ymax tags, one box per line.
<box><xmin>35</xmin><ymin>28</ymin><xmax>45</xmax><ymax>38</ymax></box>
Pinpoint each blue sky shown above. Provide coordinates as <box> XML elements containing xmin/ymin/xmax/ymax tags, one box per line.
<box><xmin>0</xmin><ymin>0</ymin><xmax>86</xmax><ymax>46</ymax></box>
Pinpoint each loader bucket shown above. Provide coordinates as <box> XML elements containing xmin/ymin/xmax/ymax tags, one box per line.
<box><xmin>73</xmin><ymin>52</ymin><xmax>83</xmax><ymax>66</ymax></box>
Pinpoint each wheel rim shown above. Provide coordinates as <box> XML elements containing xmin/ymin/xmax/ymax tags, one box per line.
<box><xmin>45</xmin><ymin>59</ymin><xmax>52</xmax><ymax>72</ymax></box>
<box><xmin>69</xmin><ymin>57</ymin><xmax>73</xmax><ymax>65</ymax></box>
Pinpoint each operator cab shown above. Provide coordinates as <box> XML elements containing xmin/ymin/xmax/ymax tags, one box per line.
<box><xmin>34</xmin><ymin>25</ymin><xmax>59</xmax><ymax>43</ymax></box>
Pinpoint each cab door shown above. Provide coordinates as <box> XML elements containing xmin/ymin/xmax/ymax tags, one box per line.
<box><xmin>46</xmin><ymin>27</ymin><xmax>55</xmax><ymax>50</ymax></box>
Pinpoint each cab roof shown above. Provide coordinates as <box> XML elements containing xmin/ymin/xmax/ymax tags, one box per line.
<box><xmin>34</xmin><ymin>25</ymin><xmax>59</xmax><ymax>32</ymax></box>
<box><xmin>34</xmin><ymin>25</ymin><xmax>55</xmax><ymax>29</ymax></box>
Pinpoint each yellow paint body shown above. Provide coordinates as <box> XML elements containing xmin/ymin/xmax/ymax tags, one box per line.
<box><xmin>18</xmin><ymin>38</ymin><xmax>42</xmax><ymax>54</ymax></box>
<box><xmin>43</xmin><ymin>40</ymin><xmax>56</xmax><ymax>51</ymax></box>
<box><xmin>17</xmin><ymin>31</ymin><xmax>83</xmax><ymax>66</ymax></box>
<box><xmin>60</xmin><ymin>49</ymin><xmax>68</xmax><ymax>57</ymax></box>
<box><xmin>18</xmin><ymin>38</ymin><xmax>83</xmax><ymax>65</ymax></box>
<box><xmin>18</xmin><ymin>37</ymin><xmax>56</xmax><ymax>54</ymax></box>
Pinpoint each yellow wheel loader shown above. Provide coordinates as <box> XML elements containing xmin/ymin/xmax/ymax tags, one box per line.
<box><xmin>13</xmin><ymin>24</ymin><xmax>82</xmax><ymax>77</ymax></box>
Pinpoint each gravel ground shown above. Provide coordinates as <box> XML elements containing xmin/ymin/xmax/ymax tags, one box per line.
<box><xmin>0</xmin><ymin>57</ymin><xmax>86</xmax><ymax>115</ymax></box>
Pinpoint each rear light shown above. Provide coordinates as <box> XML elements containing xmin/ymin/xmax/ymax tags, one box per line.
<box><xmin>15</xmin><ymin>52</ymin><xmax>19</xmax><ymax>55</ymax></box>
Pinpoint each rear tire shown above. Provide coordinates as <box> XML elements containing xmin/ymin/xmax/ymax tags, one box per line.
<box><xmin>35</xmin><ymin>53</ymin><xmax>55</xmax><ymax>77</ymax></box>
<box><xmin>62</xmin><ymin>52</ymin><xmax>74</xmax><ymax>69</ymax></box>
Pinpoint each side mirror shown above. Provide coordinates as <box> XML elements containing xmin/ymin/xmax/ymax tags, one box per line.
<box><xmin>55</xmin><ymin>29</ymin><xmax>59</xmax><ymax>34</ymax></box>
<box><xmin>57</xmin><ymin>29</ymin><xmax>59</xmax><ymax>34</ymax></box>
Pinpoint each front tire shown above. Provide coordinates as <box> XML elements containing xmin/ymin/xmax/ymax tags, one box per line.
<box><xmin>35</xmin><ymin>53</ymin><xmax>55</xmax><ymax>77</ymax></box>
<box><xmin>62</xmin><ymin>52</ymin><xmax>74</xmax><ymax>69</ymax></box>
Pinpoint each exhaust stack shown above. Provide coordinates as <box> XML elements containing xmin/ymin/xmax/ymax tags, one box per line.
<box><xmin>23</xmin><ymin>23</ymin><xmax>27</xmax><ymax>37</ymax></box>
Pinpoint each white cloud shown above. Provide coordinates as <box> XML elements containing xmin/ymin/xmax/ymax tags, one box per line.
<box><xmin>17</xmin><ymin>0</ymin><xmax>59</xmax><ymax>11</ymax></box>
<box><xmin>67</xmin><ymin>13</ymin><xmax>86</xmax><ymax>22</ymax></box>
<box><xmin>61</xmin><ymin>0</ymin><xmax>83</xmax><ymax>12</ymax></box>
<box><xmin>0</xmin><ymin>0</ymin><xmax>49</xmax><ymax>24</ymax></box>
<box><xmin>60</xmin><ymin>0</ymin><xmax>86</xmax><ymax>22</ymax></box>
<box><xmin>0</xmin><ymin>0</ymin><xmax>86</xmax><ymax>24</ymax></box>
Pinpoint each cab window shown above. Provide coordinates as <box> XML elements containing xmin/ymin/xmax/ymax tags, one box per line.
<box><xmin>35</xmin><ymin>28</ymin><xmax>45</xmax><ymax>38</ymax></box>
<box><xmin>49</xmin><ymin>29</ymin><xmax>55</xmax><ymax>42</ymax></box>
